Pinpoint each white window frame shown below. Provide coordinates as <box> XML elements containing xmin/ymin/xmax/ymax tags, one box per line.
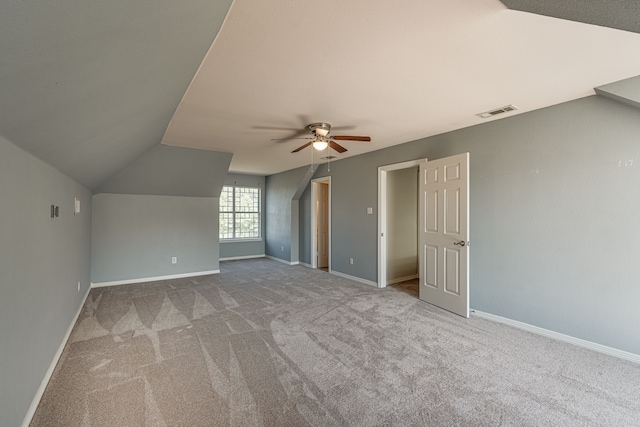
<box><xmin>219</xmin><ymin>185</ymin><xmax>262</xmax><ymax>241</ymax></box>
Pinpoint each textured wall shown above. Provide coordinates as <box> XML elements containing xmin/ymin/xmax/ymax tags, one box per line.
<box><xmin>294</xmin><ymin>95</ymin><xmax>640</xmax><ymax>355</ymax></box>
<box><xmin>0</xmin><ymin>137</ymin><xmax>92</xmax><ymax>426</ymax></box>
<box><xmin>91</xmin><ymin>194</ymin><xmax>219</xmax><ymax>284</ymax></box>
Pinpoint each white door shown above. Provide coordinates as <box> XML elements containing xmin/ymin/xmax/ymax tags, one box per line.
<box><xmin>317</xmin><ymin>183</ymin><xmax>329</xmax><ymax>268</ymax></box>
<box><xmin>419</xmin><ymin>153</ymin><xmax>469</xmax><ymax>318</ymax></box>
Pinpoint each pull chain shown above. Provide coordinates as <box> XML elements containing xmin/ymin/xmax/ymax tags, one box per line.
<box><xmin>310</xmin><ymin>143</ymin><xmax>314</xmax><ymax>172</ymax></box>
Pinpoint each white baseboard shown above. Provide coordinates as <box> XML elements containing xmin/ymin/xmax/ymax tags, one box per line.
<box><xmin>300</xmin><ymin>262</ymin><xmax>312</xmax><ymax>268</ymax></box>
<box><xmin>22</xmin><ymin>286</ymin><xmax>91</xmax><ymax>427</ymax></box>
<box><xmin>329</xmin><ymin>270</ymin><xmax>379</xmax><ymax>288</ymax></box>
<box><xmin>471</xmin><ymin>309</ymin><xmax>640</xmax><ymax>365</ymax></box>
<box><xmin>219</xmin><ymin>254</ymin><xmax>265</xmax><ymax>261</ymax></box>
<box><xmin>91</xmin><ymin>270</ymin><xmax>220</xmax><ymax>288</ymax></box>
<box><xmin>386</xmin><ymin>274</ymin><xmax>419</xmax><ymax>286</ymax></box>
<box><xmin>265</xmin><ymin>255</ymin><xmax>299</xmax><ymax>266</ymax></box>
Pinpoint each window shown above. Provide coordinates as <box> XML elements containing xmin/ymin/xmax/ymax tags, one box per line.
<box><xmin>219</xmin><ymin>185</ymin><xmax>261</xmax><ymax>240</ymax></box>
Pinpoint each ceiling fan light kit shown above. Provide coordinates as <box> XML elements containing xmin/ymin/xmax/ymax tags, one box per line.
<box><xmin>287</xmin><ymin>122</ymin><xmax>371</xmax><ymax>154</ymax></box>
<box><xmin>312</xmin><ymin>140</ymin><xmax>328</xmax><ymax>151</ymax></box>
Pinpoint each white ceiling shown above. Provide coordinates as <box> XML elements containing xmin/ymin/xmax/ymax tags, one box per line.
<box><xmin>161</xmin><ymin>0</ymin><xmax>640</xmax><ymax>176</ymax></box>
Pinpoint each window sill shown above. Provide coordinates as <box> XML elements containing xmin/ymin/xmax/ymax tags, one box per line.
<box><xmin>220</xmin><ymin>238</ymin><xmax>263</xmax><ymax>243</ymax></box>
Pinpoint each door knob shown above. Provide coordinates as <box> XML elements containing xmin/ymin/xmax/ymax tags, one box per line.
<box><xmin>453</xmin><ymin>240</ymin><xmax>466</xmax><ymax>247</ymax></box>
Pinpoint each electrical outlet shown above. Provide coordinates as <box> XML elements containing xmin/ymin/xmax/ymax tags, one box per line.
<box><xmin>349</xmin><ymin>258</ymin><xmax>354</xmax><ymax>265</ymax></box>
<box><xmin>281</xmin><ymin>246</ymin><xmax>284</xmax><ymax>251</ymax></box>
<box><xmin>171</xmin><ymin>257</ymin><xmax>177</xmax><ymax>264</ymax></box>
<box><xmin>77</xmin><ymin>282</ymin><xmax>80</xmax><ymax>292</ymax></box>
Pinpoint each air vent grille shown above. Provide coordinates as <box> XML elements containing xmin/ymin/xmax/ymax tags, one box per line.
<box><xmin>476</xmin><ymin>104</ymin><xmax>518</xmax><ymax>119</ymax></box>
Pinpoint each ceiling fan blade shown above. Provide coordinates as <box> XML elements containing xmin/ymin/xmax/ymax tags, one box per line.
<box><xmin>291</xmin><ymin>142</ymin><xmax>313</xmax><ymax>153</ymax></box>
<box><xmin>329</xmin><ymin>141</ymin><xmax>348</xmax><ymax>153</ymax></box>
<box><xmin>332</xmin><ymin>135</ymin><xmax>371</xmax><ymax>142</ymax></box>
<box><xmin>252</xmin><ymin>125</ymin><xmax>300</xmax><ymax>131</ymax></box>
<box><xmin>257</xmin><ymin>126</ymin><xmax>310</xmax><ymax>142</ymax></box>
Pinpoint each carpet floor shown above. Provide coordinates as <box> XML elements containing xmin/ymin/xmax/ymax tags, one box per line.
<box><xmin>31</xmin><ymin>259</ymin><xmax>640</xmax><ymax>426</ymax></box>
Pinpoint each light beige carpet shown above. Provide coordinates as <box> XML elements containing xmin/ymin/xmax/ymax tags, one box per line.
<box><xmin>32</xmin><ymin>259</ymin><xmax>640</xmax><ymax>426</ymax></box>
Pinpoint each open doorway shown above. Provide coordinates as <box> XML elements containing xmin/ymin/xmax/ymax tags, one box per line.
<box><xmin>311</xmin><ymin>177</ymin><xmax>330</xmax><ymax>271</ymax></box>
<box><xmin>378</xmin><ymin>159</ymin><xmax>424</xmax><ymax>293</ymax></box>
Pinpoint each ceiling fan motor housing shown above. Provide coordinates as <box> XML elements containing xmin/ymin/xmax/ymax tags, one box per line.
<box><xmin>309</xmin><ymin>122</ymin><xmax>331</xmax><ymax>138</ymax></box>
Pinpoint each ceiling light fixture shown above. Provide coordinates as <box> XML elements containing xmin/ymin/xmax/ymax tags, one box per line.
<box><xmin>312</xmin><ymin>140</ymin><xmax>328</xmax><ymax>150</ymax></box>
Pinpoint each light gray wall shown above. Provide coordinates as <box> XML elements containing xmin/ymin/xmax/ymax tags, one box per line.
<box><xmin>294</xmin><ymin>95</ymin><xmax>640</xmax><ymax>355</ymax></box>
<box><xmin>387</xmin><ymin>167</ymin><xmax>418</xmax><ymax>281</ymax></box>
<box><xmin>92</xmin><ymin>145</ymin><xmax>230</xmax><ymax>284</ymax></box>
<box><xmin>306</xmin><ymin>156</ymin><xmax>380</xmax><ymax>280</ymax></box>
<box><xmin>91</xmin><ymin>194</ymin><xmax>218</xmax><ymax>284</ymax></box>
<box><xmin>220</xmin><ymin>173</ymin><xmax>266</xmax><ymax>259</ymax></box>
<box><xmin>96</xmin><ymin>145</ymin><xmax>232</xmax><ymax>197</ymax></box>
<box><xmin>0</xmin><ymin>136</ymin><xmax>92</xmax><ymax>427</ymax></box>
<box><xmin>265</xmin><ymin>166</ymin><xmax>313</xmax><ymax>262</ymax></box>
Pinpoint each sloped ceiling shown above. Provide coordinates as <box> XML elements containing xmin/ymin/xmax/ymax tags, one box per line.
<box><xmin>0</xmin><ymin>0</ymin><xmax>233</xmax><ymax>190</ymax></box>
<box><xmin>2</xmin><ymin>0</ymin><xmax>640</xmax><ymax>189</ymax></box>
<box><xmin>96</xmin><ymin>146</ymin><xmax>232</xmax><ymax>198</ymax></box>
<box><xmin>501</xmin><ymin>0</ymin><xmax>640</xmax><ymax>34</ymax></box>
<box><xmin>595</xmin><ymin>75</ymin><xmax>640</xmax><ymax>110</ymax></box>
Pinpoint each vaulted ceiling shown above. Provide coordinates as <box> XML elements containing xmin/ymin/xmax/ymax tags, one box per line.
<box><xmin>0</xmin><ymin>0</ymin><xmax>233</xmax><ymax>189</ymax></box>
<box><xmin>1</xmin><ymin>0</ymin><xmax>640</xmax><ymax>189</ymax></box>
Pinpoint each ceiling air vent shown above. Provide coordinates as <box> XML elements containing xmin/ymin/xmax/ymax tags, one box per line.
<box><xmin>476</xmin><ymin>104</ymin><xmax>518</xmax><ymax>119</ymax></box>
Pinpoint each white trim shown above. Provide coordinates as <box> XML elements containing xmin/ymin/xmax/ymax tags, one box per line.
<box><xmin>300</xmin><ymin>262</ymin><xmax>312</xmax><ymax>268</ymax></box>
<box><xmin>330</xmin><ymin>270</ymin><xmax>378</xmax><ymax>288</ymax></box>
<box><xmin>385</xmin><ymin>274</ymin><xmax>419</xmax><ymax>286</ymax></box>
<box><xmin>91</xmin><ymin>270</ymin><xmax>219</xmax><ymax>288</ymax></box>
<box><xmin>472</xmin><ymin>310</ymin><xmax>640</xmax><ymax>365</ymax></box>
<box><xmin>310</xmin><ymin>177</ymin><xmax>331</xmax><ymax>270</ymax></box>
<box><xmin>220</xmin><ymin>238</ymin><xmax>263</xmax><ymax>243</ymax></box>
<box><xmin>219</xmin><ymin>254</ymin><xmax>265</xmax><ymax>261</ymax></box>
<box><xmin>22</xmin><ymin>286</ymin><xmax>91</xmax><ymax>427</ymax></box>
<box><xmin>378</xmin><ymin>159</ymin><xmax>426</xmax><ymax>288</ymax></box>
<box><xmin>266</xmin><ymin>255</ymin><xmax>299</xmax><ymax>266</ymax></box>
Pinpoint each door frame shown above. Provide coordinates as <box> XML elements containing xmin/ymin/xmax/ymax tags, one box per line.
<box><xmin>310</xmin><ymin>176</ymin><xmax>331</xmax><ymax>270</ymax></box>
<box><xmin>378</xmin><ymin>159</ymin><xmax>426</xmax><ymax>288</ymax></box>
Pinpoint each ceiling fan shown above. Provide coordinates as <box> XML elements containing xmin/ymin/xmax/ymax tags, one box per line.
<box><xmin>272</xmin><ymin>122</ymin><xmax>371</xmax><ymax>153</ymax></box>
